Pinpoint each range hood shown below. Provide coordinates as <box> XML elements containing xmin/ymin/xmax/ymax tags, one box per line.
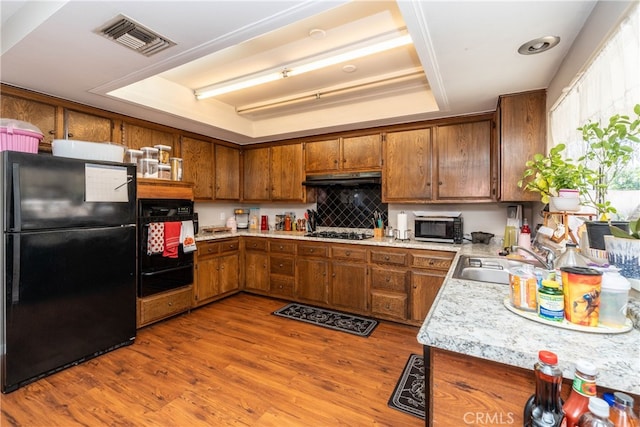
<box><xmin>302</xmin><ymin>171</ymin><xmax>382</xmax><ymax>186</ymax></box>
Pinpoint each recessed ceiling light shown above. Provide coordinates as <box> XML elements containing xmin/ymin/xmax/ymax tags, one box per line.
<box><xmin>342</xmin><ymin>64</ymin><xmax>357</xmax><ymax>73</ymax></box>
<box><xmin>518</xmin><ymin>36</ymin><xmax>560</xmax><ymax>55</ymax></box>
<box><xmin>309</xmin><ymin>28</ymin><xmax>326</xmax><ymax>40</ymax></box>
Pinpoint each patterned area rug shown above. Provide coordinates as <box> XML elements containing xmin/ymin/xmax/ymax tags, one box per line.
<box><xmin>272</xmin><ymin>303</ymin><xmax>378</xmax><ymax>337</ymax></box>
<box><xmin>388</xmin><ymin>354</ymin><xmax>426</xmax><ymax>419</ymax></box>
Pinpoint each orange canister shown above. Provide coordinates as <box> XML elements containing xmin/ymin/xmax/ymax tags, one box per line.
<box><xmin>561</xmin><ymin>267</ymin><xmax>603</xmax><ymax>326</ymax></box>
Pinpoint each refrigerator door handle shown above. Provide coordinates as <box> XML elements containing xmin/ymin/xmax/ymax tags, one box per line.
<box><xmin>11</xmin><ymin>234</ymin><xmax>20</xmax><ymax>303</ymax></box>
<box><xmin>11</xmin><ymin>163</ymin><xmax>21</xmax><ymax>232</ymax></box>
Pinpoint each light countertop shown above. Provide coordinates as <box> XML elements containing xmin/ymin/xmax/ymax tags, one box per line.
<box><xmin>194</xmin><ymin>228</ymin><xmax>639</xmax><ymax>394</ymax></box>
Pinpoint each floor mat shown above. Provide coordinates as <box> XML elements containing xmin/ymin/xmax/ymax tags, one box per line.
<box><xmin>272</xmin><ymin>303</ymin><xmax>378</xmax><ymax>337</ymax></box>
<box><xmin>388</xmin><ymin>354</ymin><xmax>425</xmax><ymax>419</ymax></box>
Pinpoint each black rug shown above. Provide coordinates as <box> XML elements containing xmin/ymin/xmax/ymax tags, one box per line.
<box><xmin>272</xmin><ymin>303</ymin><xmax>378</xmax><ymax>337</ymax></box>
<box><xmin>388</xmin><ymin>354</ymin><xmax>426</xmax><ymax>419</ymax></box>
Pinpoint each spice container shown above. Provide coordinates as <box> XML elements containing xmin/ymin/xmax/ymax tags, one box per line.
<box><xmin>538</xmin><ymin>280</ymin><xmax>564</xmax><ymax>322</ymax></box>
<box><xmin>154</xmin><ymin>144</ymin><xmax>171</xmax><ymax>165</ymax></box>
<box><xmin>125</xmin><ymin>149</ymin><xmax>143</xmax><ymax>165</ymax></box>
<box><xmin>158</xmin><ymin>164</ymin><xmax>171</xmax><ymax>180</ymax></box>
<box><xmin>170</xmin><ymin>157</ymin><xmax>183</xmax><ymax>181</ymax></box>
<box><xmin>140</xmin><ymin>158</ymin><xmax>158</xmax><ymax>178</ymax></box>
<box><xmin>141</xmin><ymin>146</ymin><xmax>159</xmax><ymax>160</ymax></box>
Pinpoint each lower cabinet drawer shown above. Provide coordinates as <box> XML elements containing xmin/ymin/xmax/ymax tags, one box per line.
<box><xmin>270</xmin><ymin>256</ymin><xmax>295</xmax><ymax>276</ymax></box>
<box><xmin>270</xmin><ymin>275</ymin><xmax>294</xmax><ymax>297</ymax></box>
<box><xmin>370</xmin><ymin>267</ymin><xmax>408</xmax><ymax>292</ymax></box>
<box><xmin>138</xmin><ymin>286</ymin><xmax>192</xmax><ymax>327</ymax></box>
<box><xmin>371</xmin><ymin>291</ymin><xmax>407</xmax><ymax>320</ymax></box>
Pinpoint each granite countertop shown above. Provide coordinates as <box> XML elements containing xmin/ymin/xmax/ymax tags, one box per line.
<box><xmin>194</xmin><ymin>228</ymin><xmax>639</xmax><ymax>394</ymax></box>
<box><xmin>418</xmin><ymin>244</ymin><xmax>640</xmax><ymax>395</ymax></box>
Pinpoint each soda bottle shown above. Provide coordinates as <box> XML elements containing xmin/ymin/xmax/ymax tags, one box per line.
<box><xmin>609</xmin><ymin>392</ymin><xmax>639</xmax><ymax>427</ymax></box>
<box><xmin>562</xmin><ymin>360</ymin><xmax>598</xmax><ymax>427</ymax></box>
<box><xmin>524</xmin><ymin>350</ymin><xmax>564</xmax><ymax>427</ymax></box>
<box><xmin>577</xmin><ymin>397</ymin><xmax>614</xmax><ymax>427</ymax></box>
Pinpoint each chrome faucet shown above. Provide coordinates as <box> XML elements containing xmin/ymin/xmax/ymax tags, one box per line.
<box><xmin>510</xmin><ymin>245</ymin><xmax>556</xmax><ymax>270</ymax></box>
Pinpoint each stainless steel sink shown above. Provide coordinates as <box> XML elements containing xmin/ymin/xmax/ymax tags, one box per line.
<box><xmin>452</xmin><ymin>255</ymin><xmax>545</xmax><ymax>285</ymax></box>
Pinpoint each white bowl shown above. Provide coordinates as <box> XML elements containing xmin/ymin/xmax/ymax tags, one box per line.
<box><xmin>52</xmin><ymin>139</ymin><xmax>125</xmax><ymax>162</ymax></box>
<box><xmin>549</xmin><ymin>196</ymin><xmax>580</xmax><ymax>212</ymax></box>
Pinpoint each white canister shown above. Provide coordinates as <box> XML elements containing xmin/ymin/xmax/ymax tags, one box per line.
<box><xmin>599</xmin><ymin>268</ymin><xmax>631</xmax><ymax>328</ymax></box>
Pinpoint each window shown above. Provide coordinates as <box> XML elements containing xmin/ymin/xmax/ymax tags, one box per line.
<box><xmin>550</xmin><ymin>3</ymin><xmax>640</xmax><ymax>219</ymax></box>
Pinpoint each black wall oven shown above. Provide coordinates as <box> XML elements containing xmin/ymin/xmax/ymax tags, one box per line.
<box><xmin>138</xmin><ymin>199</ymin><xmax>195</xmax><ymax>297</ymax></box>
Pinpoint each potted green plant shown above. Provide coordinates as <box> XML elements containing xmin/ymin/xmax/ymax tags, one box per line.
<box><xmin>576</xmin><ymin>104</ymin><xmax>640</xmax><ymax>249</ymax></box>
<box><xmin>517</xmin><ymin>143</ymin><xmax>582</xmax><ymax>210</ymax></box>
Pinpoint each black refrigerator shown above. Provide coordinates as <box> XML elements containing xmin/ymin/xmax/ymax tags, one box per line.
<box><xmin>1</xmin><ymin>151</ymin><xmax>137</xmax><ymax>393</ymax></box>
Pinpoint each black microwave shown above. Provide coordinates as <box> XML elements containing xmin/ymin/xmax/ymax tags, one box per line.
<box><xmin>414</xmin><ymin>213</ymin><xmax>463</xmax><ymax>244</ymax></box>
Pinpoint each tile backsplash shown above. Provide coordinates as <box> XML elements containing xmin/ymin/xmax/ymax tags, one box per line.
<box><xmin>316</xmin><ymin>185</ymin><xmax>387</xmax><ymax>229</ymax></box>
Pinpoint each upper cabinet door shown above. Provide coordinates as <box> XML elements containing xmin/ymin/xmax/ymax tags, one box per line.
<box><xmin>243</xmin><ymin>147</ymin><xmax>271</xmax><ymax>201</ymax></box>
<box><xmin>271</xmin><ymin>144</ymin><xmax>304</xmax><ymax>202</ymax></box>
<box><xmin>383</xmin><ymin>128</ymin><xmax>433</xmax><ymax>202</ymax></box>
<box><xmin>499</xmin><ymin>90</ymin><xmax>546</xmax><ymax>202</ymax></box>
<box><xmin>1</xmin><ymin>92</ymin><xmax>58</xmax><ymax>152</ymax></box>
<box><xmin>181</xmin><ymin>136</ymin><xmax>214</xmax><ymax>200</ymax></box>
<box><xmin>304</xmin><ymin>139</ymin><xmax>340</xmax><ymax>173</ymax></box>
<box><xmin>435</xmin><ymin>120</ymin><xmax>494</xmax><ymax>201</ymax></box>
<box><xmin>64</xmin><ymin>109</ymin><xmax>113</xmax><ymax>142</ymax></box>
<box><xmin>122</xmin><ymin>122</ymin><xmax>176</xmax><ymax>151</ymax></box>
<box><xmin>214</xmin><ymin>144</ymin><xmax>240</xmax><ymax>200</ymax></box>
<box><xmin>342</xmin><ymin>134</ymin><xmax>382</xmax><ymax>171</ymax></box>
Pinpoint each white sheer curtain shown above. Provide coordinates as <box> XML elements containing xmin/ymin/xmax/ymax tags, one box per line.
<box><xmin>551</xmin><ymin>3</ymin><xmax>639</xmax><ymax>151</ymax></box>
<box><xmin>550</xmin><ymin>3</ymin><xmax>640</xmax><ymax>217</ymax></box>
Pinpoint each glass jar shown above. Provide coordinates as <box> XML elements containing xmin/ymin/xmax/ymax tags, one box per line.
<box><xmin>158</xmin><ymin>164</ymin><xmax>171</xmax><ymax>180</ymax></box>
<box><xmin>154</xmin><ymin>144</ymin><xmax>171</xmax><ymax>165</ymax></box>
<box><xmin>170</xmin><ymin>157</ymin><xmax>183</xmax><ymax>181</ymax></box>
<box><xmin>140</xmin><ymin>158</ymin><xmax>158</xmax><ymax>178</ymax></box>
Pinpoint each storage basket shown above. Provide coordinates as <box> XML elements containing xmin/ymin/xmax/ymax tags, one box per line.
<box><xmin>0</xmin><ymin>119</ymin><xmax>43</xmax><ymax>153</ymax></box>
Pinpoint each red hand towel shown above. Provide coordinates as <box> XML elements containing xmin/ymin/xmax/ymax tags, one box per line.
<box><xmin>163</xmin><ymin>221</ymin><xmax>182</xmax><ymax>258</ymax></box>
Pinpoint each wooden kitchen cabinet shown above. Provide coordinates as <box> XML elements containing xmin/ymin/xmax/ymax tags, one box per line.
<box><xmin>408</xmin><ymin>250</ymin><xmax>454</xmax><ymax>325</ymax></box>
<box><xmin>243</xmin><ymin>144</ymin><xmax>304</xmax><ymax>202</ymax></box>
<box><xmin>243</xmin><ymin>238</ymin><xmax>269</xmax><ymax>293</ymax></box>
<box><xmin>296</xmin><ymin>242</ymin><xmax>330</xmax><ymax>305</ymax></box>
<box><xmin>269</xmin><ymin>240</ymin><xmax>296</xmax><ymax>298</ymax></box>
<box><xmin>369</xmin><ymin>248</ymin><xmax>409</xmax><ymax>321</ymax></box>
<box><xmin>435</xmin><ymin>119</ymin><xmax>495</xmax><ymax>201</ymax></box>
<box><xmin>0</xmin><ymin>90</ymin><xmax>59</xmax><ymax>152</ymax></box>
<box><xmin>193</xmin><ymin>238</ymin><xmax>240</xmax><ymax>307</ymax></box>
<box><xmin>214</xmin><ymin>144</ymin><xmax>241</xmax><ymax>200</ymax></box>
<box><xmin>243</xmin><ymin>146</ymin><xmax>271</xmax><ymax>201</ymax></box>
<box><xmin>64</xmin><ymin>108</ymin><xmax>114</xmax><ymax>142</ymax></box>
<box><xmin>304</xmin><ymin>133</ymin><xmax>382</xmax><ymax>173</ymax></box>
<box><xmin>182</xmin><ymin>136</ymin><xmax>214</xmax><ymax>200</ymax></box>
<box><xmin>330</xmin><ymin>244</ymin><xmax>368</xmax><ymax>313</ymax></box>
<box><xmin>270</xmin><ymin>144</ymin><xmax>304</xmax><ymax>201</ymax></box>
<box><xmin>498</xmin><ymin>89</ymin><xmax>547</xmax><ymax>201</ymax></box>
<box><xmin>383</xmin><ymin>128</ymin><xmax>433</xmax><ymax>202</ymax></box>
<box><xmin>121</xmin><ymin>121</ymin><xmax>177</xmax><ymax>151</ymax></box>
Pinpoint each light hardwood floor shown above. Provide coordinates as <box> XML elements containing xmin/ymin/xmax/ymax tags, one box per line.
<box><xmin>1</xmin><ymin>293</ymin><xmax>424</xmax><ymax>426</ymax></box>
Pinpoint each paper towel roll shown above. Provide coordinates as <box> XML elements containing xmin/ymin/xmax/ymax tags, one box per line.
<box><xmin>397</xmin><ymin>212</ymin><xmax>408</xmax><ymax>232</ymax></box>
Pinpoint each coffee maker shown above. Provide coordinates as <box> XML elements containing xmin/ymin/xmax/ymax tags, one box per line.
<box><xmin>234</xmin><ymin>208</ymin><xmax>250</xmax><ymax>229</ymax></box>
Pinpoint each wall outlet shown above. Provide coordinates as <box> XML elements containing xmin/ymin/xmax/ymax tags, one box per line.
<box><xmin>219</xmin><ymin>212</ymin><xmax>226</xmax><ymax>220</ymax></box>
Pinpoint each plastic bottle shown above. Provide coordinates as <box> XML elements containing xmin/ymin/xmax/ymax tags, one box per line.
<box><xmin>538</xmin><ymin>280</ymin><xmax>565</xmax><ymax>322</ymax></box>
<box><xmin>577</xmin><ymin>397</ymin><xmax>614</xmax><ymax>427</ymax></box>
<box><xmin>562</xmin><ymin>360</ymin><xmax>598</xmax><ymax>427</ymax></box>
<box><xmin>518</xmin><ymin>218</ymin><xmax>533</xmax><ymax>257</ymax></box>
<box><xmin>226</xmin><ymin>215</ymin><xmax>237</xmax><ymax>233</ymax></box>
<box><xmin>609</xmin><ymin>392</ymin><xmax>639</xmax><ymax>427</ymax></box>
<box><xmin>524</xmin><ymin>350</ymin><xmax>564</xmax><ymax>427</ymax></box>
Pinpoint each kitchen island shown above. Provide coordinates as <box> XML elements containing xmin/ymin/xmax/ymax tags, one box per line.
<box><xmin>418</xmin><ymin>243</ymin><xmax>640</xmax><ymax>426</ymax></box>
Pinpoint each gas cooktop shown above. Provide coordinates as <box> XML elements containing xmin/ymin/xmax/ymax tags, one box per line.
<box><xmin>305</xmin><ymin>231</ymin><xmax>374</xmax><ymax>240</ymax></box>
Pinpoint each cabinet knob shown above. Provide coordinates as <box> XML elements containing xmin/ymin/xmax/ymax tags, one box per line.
<box><xmin>384</xmin><ymin>255</ymin><xmax>390</xmax><ymax>261</ymax></box>
<box><xmin>279</xmin><ymin>263</ymin><xmax>284</xmax><ymax>268</ymax></box>
<box><xmin>345</xmin><ymin>251</ymin><xmax>351</xmax><ymax>256</ymax></box>
<box><xmin>309</xmin><ymin>248</ymin><xmax>314</xmax><ymax>253</ymax></box>
<box><xmin>438</xmin><ymin>181</ymin><xmax>443</xmax><ymax>185</ymax></box>
<box><xmin>168</xmin><ymin>302</ymin><xmax>173</xmax><ymax>306</ymax></box>
<box><xmin>385</xmin><ymin>277</ymin><xmax>391</xmax><ymax>282</ymax></box>
<box><xmin>385</xmin><ymin>303</ymin><xmax>391</xmax><ymax>310</ymax></box>
<box><xmin>48</xmin><ymin>130</ymin><xmax>55</xmax><ymax>135</ymax></box>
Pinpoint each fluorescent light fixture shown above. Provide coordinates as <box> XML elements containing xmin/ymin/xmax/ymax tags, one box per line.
<box><xmin>194</xmin><ymin>32</ymin><xmax>413</xmax><ymax>100</ymax></box>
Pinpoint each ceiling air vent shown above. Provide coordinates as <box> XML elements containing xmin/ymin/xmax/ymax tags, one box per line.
<box><xmin>99</xmin><ymin>15</ymin><xmax>176</xmax><ymax>57</ymax></box>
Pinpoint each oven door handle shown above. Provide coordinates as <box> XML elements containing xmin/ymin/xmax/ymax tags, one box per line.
<box><xmin>141</xmin><ymin>265</ymin><xmax>193</xmax><ymax>276</ymax></box>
